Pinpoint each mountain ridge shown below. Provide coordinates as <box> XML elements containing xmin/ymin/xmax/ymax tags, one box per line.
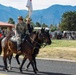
<box><xmin>0</xmin><ymin>4</ymin><xmax>76</xmax><ymax>26</ymax></box>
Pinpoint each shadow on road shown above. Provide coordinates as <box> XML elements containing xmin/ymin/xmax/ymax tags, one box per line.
<box><xmin>0</xmin><ymin>65</ymin><xmax>71</xmax><ymax>75</ymax></box>
<box><xmin>38</xmin><ymin>71</ymin><xmax>71</xmax><ymax>75</ymax></box>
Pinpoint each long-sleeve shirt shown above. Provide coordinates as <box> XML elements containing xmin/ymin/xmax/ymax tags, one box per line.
<box><xmin>16</xmin><ymin>22</ymin><xmax>26</xmax><ymax>34</ymax></box>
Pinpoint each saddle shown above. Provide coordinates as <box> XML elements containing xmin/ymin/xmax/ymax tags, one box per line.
<box><xmin>10</xmin><ymin>35</ymin><xmax>17</xmax><ymax>42</ymax></box>
<box><xmin>10</xmin><ymin>35</ymin><xmax>27</xmax><ymax>43</ymax></box>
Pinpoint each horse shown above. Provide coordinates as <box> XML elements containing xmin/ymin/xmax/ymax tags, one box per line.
<box><xmin>26</xmin><ymin>29</ymin><xmax>51</xmax><ymax>71</ymax></box>
<box><xmin>1</xmin><ymin>32</ymin><xmax>37</xmax><ymax>73</ymax></box>
<box><xmin>1</xmin><ymin>28</ymin><xmax>51</xmax><ymax>74</ymax></box>
<box><xmin>8</xmin><ymin>28</ymin><xmax>52</xmax><ymax>73</ymax></box>
<box><xmin>15</xmin><ymin>28</ymin><xmax>52</xmax><ymax>73</ymax></box>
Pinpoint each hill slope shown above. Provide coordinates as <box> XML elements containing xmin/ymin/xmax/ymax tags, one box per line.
<box><xmin>0</xmin><ymin>4</ymin><xmax>76</xmax><ymax>25</ymax></box>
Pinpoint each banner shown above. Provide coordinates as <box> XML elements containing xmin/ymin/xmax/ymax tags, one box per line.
<box><xmin>26</xmin><ymin>0</ymin><xmax>33</xmax><ymax>18</ymax></box>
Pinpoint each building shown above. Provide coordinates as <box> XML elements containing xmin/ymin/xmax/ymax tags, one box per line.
<box><xmin>0</xmin><ymin>21</ymin><xmax>15</xmax><ymax>28</ymax></box>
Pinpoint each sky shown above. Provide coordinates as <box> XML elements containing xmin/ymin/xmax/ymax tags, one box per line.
<box><xmin>0</xmin><ymin>0</ymin><xmax>76</xmax><ymax>10</ymax></box>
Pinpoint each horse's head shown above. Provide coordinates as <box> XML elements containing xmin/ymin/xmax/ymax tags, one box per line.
<box><xmin>24</xmin><ymin>28</ymin><xmax>51</xmax><ymax>48</ymax></box>
<box><xmin>38</xmin><ymin>28</ymin><xmax>52</xmax><ymax>45</ymax></box>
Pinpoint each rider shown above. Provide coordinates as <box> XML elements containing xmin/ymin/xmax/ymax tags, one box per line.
<box><xmin>16</xmin><ymin>16</ymin><xmax>27</xmax><ymax>53</ymax></box>
<box><xmin>6</xmin><ymin>26</ymin><xmax>15</xmax><ymax>39</ymax></box>
<box><xmin>1</xmin><ymin>26</ymin><xmax>14</xmax><ymax>48</ymax></box>
<box><xmin>26</xmin><ymin>18</ymin><xmax>33</xmax><ymax>34</ymax></box>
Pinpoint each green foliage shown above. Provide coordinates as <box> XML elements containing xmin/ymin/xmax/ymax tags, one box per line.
<box><xmin>59</xmin><ymin>11</ymin><xmax>76</xmax><ymax>31</ymax></box>
<box><xmin>31</xmin><ymin>22</ymin><xmax>35</xmax><ymax>27</ymax></box>
<box><xmin>35</xmin><ymin>22</ymin><xmax>41</xmax><ymax>27</ymax></box>
<box><xmin>42</xmin><ymin>23</ymin><xmax>48</xmax><ymax>27</ymax></box>
<box><xmin>8</xmin><ymin>18</ymin><xmax>15</xmax><ymax>24</ymax></box>
<box><xmin>50</xmin><ymin>24</ymin><xmax>57</xmax><ymax>32</ymax></box>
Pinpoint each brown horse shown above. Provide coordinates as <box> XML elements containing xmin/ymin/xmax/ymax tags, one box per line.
<box><xmin>16</xmin><ymin>28</ymin><xmax>51</xmax><ymax>73</ymax></box>
<box><xmin>1</xmin><ymin>28</ymin><xmax>51</xmax><ymax>74</ymax></box>
<box><xmin>8</xmin><ymin>29</ymin><xmax>52</xmax><ymax>72</ymax></box>
<box><xmin>26</xmin><ymin>29</ymin><xmax>51</xmax><ymax>71</ymax></box>
<box><xmin>1</xmin><ymin>32</ymin><xmax>37</xmax><ymax>73</ymax></box>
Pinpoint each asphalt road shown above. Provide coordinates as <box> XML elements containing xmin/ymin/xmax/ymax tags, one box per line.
<box><xmin>0</xmin><ymin>56</ymin><xmax>76</xmax><ymax>75</ymax></box>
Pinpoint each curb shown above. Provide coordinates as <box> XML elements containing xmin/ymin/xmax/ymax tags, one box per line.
<box><xmin>1</xmin><ymin>55</ymin><xmax>76</xmax><ymax>63</ymax></box>
<box><xmin>36</xmin><ymin>57</ymin><xmax>76</xmax><ymax>63</ymax></box>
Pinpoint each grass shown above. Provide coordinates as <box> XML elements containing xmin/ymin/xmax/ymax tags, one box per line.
<box><xmin>37</xmin><ymin>40</ymin><xmax>76</xmax><ymax>60</ymax></box>
<box><xmin>47</xmin><ymin>40</ymin><xmax>76</xmax><ymax>47</ymax></box>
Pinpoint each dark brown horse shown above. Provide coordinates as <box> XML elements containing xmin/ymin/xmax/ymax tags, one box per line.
<box><xmin>8</xmin><ymin>28</ymin><xmax>52</xmax><ymax>73</ymax></box>
<box><xmin>1</xmin><ymin>32</ymin><xmax>37</xmax><ymax>73</ymax></box>
<box><xmin>15</xmin><ymin>28</ymin><xmax>51</xmax><ymax>73</ymax></box>
<box><xmin>1</xmin><ymin>28</ymin><xmax>51</xmax><ymax>74</ymax></box>
<box><xmin>26</xmin><ymin>29</ymin><xmax>51</xmax><ymax>71</ymax></box>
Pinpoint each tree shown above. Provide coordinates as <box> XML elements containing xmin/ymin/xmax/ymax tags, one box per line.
<box><xmin>31</xmin><ymin>22</ymin><xmax>36</xmax><ymax>27</ymax></box>
<box><xmin>35</xmin><ymin>22</ymin><xmax>41</xmax><ymax>27</ymax></box>
<box><xmin>8</xmin><ymin>18</ymin><xmax>15</xmax><ymax>24</ymax></box>
<box><xmin>59</xmin><ymin>11</ymin><xmax>76</xmax><ymax>31</ymax></box>
<box><xmin>50</xmin><ymin>24</ymin><xmax>57</xmax><ymax>32</ymax></box>
<box><xmin>41</xmin><ymin>23</ymin><xmax>48</xmax><ymax>27</ymax></box>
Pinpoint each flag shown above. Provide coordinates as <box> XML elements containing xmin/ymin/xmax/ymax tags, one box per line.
<box><xmin>26</xmin><ymin>0</ymin><xmax>33</xmax><ymax>18</ymax></box>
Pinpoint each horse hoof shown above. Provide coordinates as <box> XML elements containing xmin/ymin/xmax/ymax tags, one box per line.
<box><xmin>3</xmin><ymin>68</ymin><xmax>8</xmax><ymax>72</ymax></box>
<box><xmin>5</xmin><ymin>69</ymin><xmax>8</xmax><ymax>72</ymax></box>
<box><xmin>26</xmin><ymin>67</ymin><xmax>29</xmax><ymax>71</ymax></box>
<box><xmin>35</xmin><ymin>69</ymin><xmax>39</xmax><ymax>71</ymax></box>
<box><xmin>8</xmin><ymin>67</ymin><xmax>12</xmax><ymax>70</ymax></box>
<box><xmin>34</xmin><ymin>70</ymin><xmax>37</xmax><ymax>74</ymax></box>
<box><xmin>20</xmin><ymin>68</ymin><xmax>23</xmax><ymax>73</ymax></box>
<box><xmin>20</xmin><ymin>70</ymin><xmax>23</xmax><ymax>73</ymax></box>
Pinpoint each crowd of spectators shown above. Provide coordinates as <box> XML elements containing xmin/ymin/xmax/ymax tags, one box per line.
<box><xmin>50</xmin><ymin>31</ymin><xmax>76</xmax><ymax>40</ymax></box>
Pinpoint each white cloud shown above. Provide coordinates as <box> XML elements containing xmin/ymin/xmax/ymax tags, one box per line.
<box><xmin>0</xmin><ymin>0</ymin><xmax>76</xmax><ymax>10</ymax></box>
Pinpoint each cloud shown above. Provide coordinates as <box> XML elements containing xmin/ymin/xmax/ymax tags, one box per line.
<box><xmin>0</xmin><ymin>0</ymin><xmax>76</xmax><ymax>10</ymax></box>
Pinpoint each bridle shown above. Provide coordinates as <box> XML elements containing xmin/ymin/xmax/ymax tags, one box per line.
<box><xmin>30</xmin><ymin>31</ymin><xmax>48</xmax><ymax>47</ymax></box>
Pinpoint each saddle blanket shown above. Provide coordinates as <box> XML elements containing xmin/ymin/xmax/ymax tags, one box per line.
<box><xmin>10</xmin><ymin>35</ymin><xmax>17</xmax><ymax>42</ymax></box>
<box><xmin>1</xmin><ymin>37</ymin><xmax>7</xmax><ymax>47</ymax></box>
<box><xmin>1</xmin><ymin>36</ymin><xmax>17</xmax><ymax>47</ymax></box>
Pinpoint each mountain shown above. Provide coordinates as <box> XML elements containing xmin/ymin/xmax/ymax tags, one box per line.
<box><xmin>0</xmin><ymin>4</ymin><xmax>76</xmax><ymax>26</ymax></box>
<box><xmin>0</xmin><ymin>4</ymin><xmax>27</xmax><ymax>23</ymax></box>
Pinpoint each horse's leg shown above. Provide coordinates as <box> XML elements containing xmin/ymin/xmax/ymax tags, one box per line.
<box><xmin>32</xmin><ymin>55</ymin><xmax>38</xmax><ymax>71</ymax></box>
<box><xmin>27</xmin><ymin>56</ymin><xmax>38</xmax><ymax>71</ymax></box>
<box><xmin>15</xmin><ymin>53</ymin><xmax>21</xmax><ymax>67</ymax></box>
<box><xmin>26</xmin><ymin>61</ymin><xmax>31</xmax><ymax>70</ymax></box>
<box><xmin>26</xmin><ymin>55</ymin><xmax>35</xmax><ymax>70</ymax></box>
<box><xmin>8</xmin><ymin>53</ymin><xmax>13</xmax><ymax>70</ymax></box>
<box><xmin>29</xmin><ymin>56</ymin><xmax>37</xmax><ymax>74</ymax></box>
<box><xmin>2</xmin><ymin>47</ymin><xmax>8</xmax><ymax>71</ymax></box>
<box><xmin>27</xmin><ymin>52</ymin><xmax>39</xmax><ymax>71</ymax></box>
<box><xmin>3</xmin><ymin>56</ymin><xmax>8</xmax><ymax>71</ymax></box>
<box><xmin>19</xmin><ymin>56</ymin><xmax>27</xmax><ymax>73</ymax></box>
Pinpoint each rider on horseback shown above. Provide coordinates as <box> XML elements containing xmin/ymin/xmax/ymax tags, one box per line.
<box><xmin>16</xmin><ymin>16</ymin><xmax>27</xmax><ymax>53</ymax></box>
<box><xmin>26</xmin><ymin>18</ymin><xmax>33</xmax><ymax>34</ymax></box>
<box><xmin>16</xmin><ymin>16</ymin><xmax>34</xmax><ymax>53</ymax></box>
